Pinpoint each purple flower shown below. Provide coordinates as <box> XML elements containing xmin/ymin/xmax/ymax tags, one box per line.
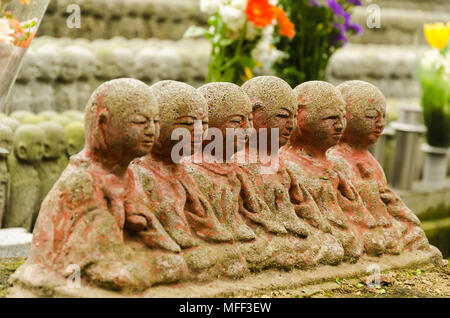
<box><xmin>348</xmin><ymin>0</ymin><xmax>362</xmax><ymax>5</ymax></box>
<box><xmin>343</xmin><ymin>11</ymin><xmax>351</xmax><ymax>28</ymax></box>
<box><xmin>350</xmin><ymin>23</ymin><xmax>363</xmax><ymax>35</ymax></box>
<box><xmin>308</xmin><ymin>0</ymin><xmax>320</xmax><ymax>7</ymax></box>
<box><xmin>332</xmin><ymin>22</ymin><xmax>349</xmax><ymax>46</ymax></box>
<box><xmin>327</xmin><ymin>0</ymin><xmax>345</xmax><ymax>17</ymax></box>
<box><xmin>333</xmin><ymin>33</ymin><xmax>348</xmax><ymax>46</ymax></box>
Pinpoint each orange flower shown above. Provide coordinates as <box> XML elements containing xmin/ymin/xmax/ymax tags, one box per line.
<box><xmin>274</xmin><ymin>7</ymin><xmax>295</xmax><ymax>38</ymax></box>
<box><xmin>19</xmin><ymin>0</ymin><xmax>30</xmax><ymax>5</ymax></box>
<box><xmin>245</xmin><ymin>0</ymin><xmax>276</xmax><ymax>28</ymax></box>
<box><xmin>15</xmin><ymin>31</ymin><xmax>35</xmax><ymax>48</ymax></box>
<box><xmin>8</xmin><ymin>18</ymin><xmax>23</xmax><ymax>33</ymax></box>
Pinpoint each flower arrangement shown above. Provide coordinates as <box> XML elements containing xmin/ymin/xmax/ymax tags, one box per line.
<box><xmin>185</xmin><ymin>0</ymin><xmax>295</xmax><ymax>85</ymax></box>
<box><xmin>0</xmin><ymin>0</ymin><xmax>37</xmax><ymax>48</ymax></box>
<box><xmin>272</xmin><ymin>0</ymin><xmax>363</xmax><ymax>87</ymax></box>
<box><xmin>419</xmin><ymin>22</ymin><xmax>450</xmax><ymax>148</ymax></box>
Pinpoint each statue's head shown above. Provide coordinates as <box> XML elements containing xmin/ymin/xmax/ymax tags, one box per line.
<box><xmin>84</xmin><ymin>78</ymin><xmax>159</xmax><ymax>164</ymax></box>
<box><xmin>10</xmin><ymin>110</ymin><xmax>33</xmax><ymax>122</ymax></box>
<box><xmin>198</xmin><ymin>82</ymin><xmax>252</xmax><ymax>154</ymax></box>
<box><xmin>64</xmin><ymin>122</ymin><xmax>85</xmax><ymax>156</ymax></box>
<box><xmin>0</xmin><ymin>124</ymin><xmax>13</xmax><ymax>155</ymax></box>
<box><xmin>242</xmin><ymin>76</ymin><xmax>297</xmax><ymax>148</ymax></box>
<box><xmin>38</xmin><ymin>110</ymin><xmax>58</xmax><ymax>121</ymax></box>
<box><xmin>0</xmin><ymin>117</ymin><xmax>21</xmax><ymax>132</ymax></box>
<box><xmin>292</xmin><ymin>81</ymin><xmax>346</xmax><ymax>151</ymax></box>
<box><xmin>337</xmin><ymin>80</ymin><xmax>386</xmax><ymax>147</ymax></box>
<box><xmin>150</xmin><ymin>80</ymin><xmax>207</xmax><ymax>157</ymax></box>
<box><xmin>38</xmin><ymin>121</ymin><xmax>67</xmax><ymax>160</ymax></box>
<box><xmin>22</xmin><ymin>114</ymin><xmax>46</xmax><ymax>125</ymax></box>
<box><xmin>13</xmin><ymin>124</ymin><xmax>45</xmax><ymax>163</ymax></box>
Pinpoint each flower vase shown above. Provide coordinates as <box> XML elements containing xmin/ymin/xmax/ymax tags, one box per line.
<box><xmin>0</xmin><ymin>0</ymin><xmax>50</xmax><ymax>114</ymax></box>
<box><xmin>421</xmin><ymin>143</ymin><xmax>449</xmax><ymax>190</ymax></box>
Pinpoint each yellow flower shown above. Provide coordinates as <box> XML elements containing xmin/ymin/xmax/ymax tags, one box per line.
<box><xmin>19</xmin><ymin>0</ymin><xmax>30</xmax><ymax>4</ymax></box>
<box><xmin>424</xmin><ymin>22</ymin><xmax>449</xmax><ymax>50</ymax></box>
<box><xmin>244</xmin><ymin>67</ymin><xmax>253</xmax><ymax>80</ymax></box>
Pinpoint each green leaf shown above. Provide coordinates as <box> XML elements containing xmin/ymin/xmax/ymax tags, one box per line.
<box><xmin>335</xmin><ymin>278</ymin><xmax>341</xmax><ymax>285</ymax></box>
<box><xmin>357</xmin><ymin>283</ymin><xmax>365</xmax><ymax>288</ymax></box>
<box><xmin>183</xmin><ymin>26</ymin><xmax>207</xmax><ymax>38</ymax></box>
<box><xmin>219</xmin><ymin>38</ymin><xmax>233</xmax><ymax>47</ymax></box>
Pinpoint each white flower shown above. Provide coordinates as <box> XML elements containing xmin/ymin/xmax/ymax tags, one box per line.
<box><xmin>219</xmin><ymin>4</ymin><xmax>246</xmax><ymax>32</ymax></box>
<box><xmin>0</xmin><ymin>18</ymin><xmax>14</xmax><ymax>46</ymax></box>
<box><xmin>230</xmin><ymin>0</ymin><xmax>248</xmax><ymax>11</ymax></box>
<box><xmin>200</xmin><ymin>0</ymin><xmax>227</xmax><ymax>15</ymax></box>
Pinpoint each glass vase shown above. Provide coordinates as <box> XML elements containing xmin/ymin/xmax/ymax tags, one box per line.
<box><xmin>0</xmin><ymin>0</ymin><xmax>50</xmax><ymax>113</ymax></box>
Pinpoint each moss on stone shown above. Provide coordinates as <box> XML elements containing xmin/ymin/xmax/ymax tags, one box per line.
<box><xmin>0</xmin><ymin>257</ymin><xmax>25</xmax><ymax>298</ymax></box>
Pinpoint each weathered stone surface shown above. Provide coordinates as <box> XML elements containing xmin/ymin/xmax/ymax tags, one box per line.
<box><xmin>0</xmin><ymin>228</ymin><xmax>33</xmax><ymax>259</ymax></box>
<box><xmin>7</xmin><ymin>78</ymin><xmax>443</xmax><ymax>297</ymax></box>
<box><xmin>8</xmin><ymin>248</ymin><xmax>443</xmax><ymax>297</ymax></box>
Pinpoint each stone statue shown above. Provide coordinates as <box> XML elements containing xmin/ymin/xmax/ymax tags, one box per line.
<box><xmin>36</xmin><ymin>121</ymin><xmax>68</xmax><ymax>204</ymax></box>
<box><xmin>16</xmin><ymin>78</ymin><xmax>185</xmax><ymax>291</ymax></box>
<box><xmin>328</xmin><ymin>80</ymin><xmax>429</xmax><ymax>253</ymax></box>
<box><xmin>3</xmin><ymin>124</ymin><xmax>45</xmax><ymax>232</ymax></box>
<box><xmin>0</xmin><ymin>117</ymin><xmax>21</xmax><ymax>132</ymax></box>
<box><xmin>241</xmin><ymin>76</ymin><xmax>347</xmax><ymax>266</ymax></box>
<box><xmin>0</xmin><ymin>147</ymin><xmax>8</xmax><ymax>228</ymax></box>
<box><xmin>0</xmin><ymin>124</ymin><xmax>13</xmax><ymax>228</ymax></box>
<box><xmin>64</xmin><ymin>121</ymin><xmax>85</xmax><ymax>158</ymax></box>
<box><xmin>129</xmin><ymin>80</ymin><xmax>233</xmax><ymax>252</ymax></box>
<box><xmin>281</xmin><ymin>81</ymin><xmax>384</xmax><ymax>263</ymax></box>
<box><xmin>186</xmin><ymin>82</ymin><xmax>286</xmax><ymax>244</ymax></box>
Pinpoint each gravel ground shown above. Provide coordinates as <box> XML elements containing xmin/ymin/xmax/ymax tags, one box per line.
<box><xmin>1</xmin><ymin>257</ymin><xmax>449</xmax><ymax>298</ymax></box>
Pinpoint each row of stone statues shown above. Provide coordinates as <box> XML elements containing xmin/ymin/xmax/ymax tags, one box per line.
<box><xmin>0</xmin><ymin>111</ymin><xmax>85</xmax><ymax>230</ymax></box>
<box><xmin>15</xmin><ymin>76</ymin><xmax>432</xmax><ymax>292</ymax></box>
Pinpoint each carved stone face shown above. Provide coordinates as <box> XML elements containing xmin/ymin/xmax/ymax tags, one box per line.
<box><xmin>0</xmin><ymin>124</ymin><xmax>13</xmax><ymax>154</ymax></box>
<box><xmin>198</xmin><ymin>82</ymin><xmax>252</xmax><ymax>154</ymax></box>
<box><xmin>38</xmin><ymin>122</ymin><xmax>67</xmax><ymax>160</ymax></box>
<box><xmin>85</xmin><ymin>78</ymin><xmax>159</xmax><ymax>161</ymax></box>
<box><xmin>242</xmin><ymin>76</ymin><xmax>297</xmax><ymax>148</ymax></box>
<box><xmin>13</xmin><ymin>124</ymin><xmax>45</xmax><ymax>163</ymax></box>
<box><xmin>151</xmin><ymin>80</ymin><xmax>207</xmax><ymax>156</ymax></box>
<box><xmin>64</xmin><ymin>122</ymin><xmax>85</xmax><ymax>156</ymax></box>
<box><xmin>293</xmin><ymin>81</ymin><xmax>346</xmax><ymax>151</ymax></box>
<box><xmin>337</xmin><ymin>80</ymin><xmax>386</xmax><ymax>147</ymax></box>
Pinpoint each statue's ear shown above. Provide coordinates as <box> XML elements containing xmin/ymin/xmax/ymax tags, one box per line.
<box><xmin>17</xmin><ymin>143</ymin><xmax>28</xmax><ymax>160</ymax></box>
<box><xmin>98</xmin><ymin>110</ymin><xmax>109</xmax><ymax>126</ymax></box>
<box><xmin>44</xmin><ymin>143</ymin><xmax>51</xmax><ymax>158</ymax></box>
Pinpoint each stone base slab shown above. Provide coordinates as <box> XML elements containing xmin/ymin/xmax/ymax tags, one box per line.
<box><xmin>7</xmin><ymin>246</ymin><xmax>443</xmax><ymax>298</ymax></box>
<box><xmin>0</xmin><ymin>228</ymin><xmax>32</xmax><ymax>259</ymax></box>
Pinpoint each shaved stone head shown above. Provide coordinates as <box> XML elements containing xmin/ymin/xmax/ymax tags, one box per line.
<box><xmin>242</xmin><ymin>76</ymin><xmax>297</xmax><ymax>116</ymax></box>
<box><xmin>0</xmin><ymin>117</ymin><xmax>21</xmax><ymax>132</ymax></box>
<box><xmin>38</xmin><ymin>121</ymin><xmax>67</xmax><ymax>160</ymax></box>
<box><xmin>0</xmin><ymin>123</ymin><xmax>13</xmax><ymax>154</ymax></box>
<box><xmin>85</xmin><ymin>78</ymin><xmax>159</xmax><ymax>156</ymax></box>
<box><xmin>292</xmin><ymin>81</ymin><xmax>346</xmax><ymax>151</ymax></box>
<box><xmin>337</xmin><ymin>80</ymin><xmax>387</xmax><ymax>145</ymax></box>
<box><xmin>13</xmin><ymin>124</ymin><xmax>45</xmax><ymax>163</ymax></box>
<box><xmin>294</xmin><ymin>81</ymin><xmax>346</xmax><ymax>121</ymax></box>
<box><xmin>150</xmin><ymin>80</ymin><xmax>207</xmax><ymax>122</ymax></box>
<box><xmin>198</xmin><ymin>82</ymin><xmax>252</xmax><ymax>127</ymax></box>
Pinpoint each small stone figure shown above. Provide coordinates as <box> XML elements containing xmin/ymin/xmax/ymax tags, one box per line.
<box><xmin>0</xmin><ymin>124</ymin><xmax>13</xmax><ymax>228</ymax></box>
<box><xmin>64</xmin><ymin>121</ymin><xmax>85</xmax><ymax>158</ymax></box>
<box><xmin>281</xmin><ymin>81</ymin><xmax>382</xmax><ymax>263</ymax></box>
<box><xmin>20</xmin><ymin>78</ymin><xmax>181</xmax><ymax>291</ymax></box>
<box><xmin>3</xmin><ymin>124</ymin><xmax>45</xmax><ymax>232</ymax></box>
<box><xmin>241</xmin><ymin>76</ymin><xmax>310</xmax><ymax>237</ymax></box>
<box><xmin>129</xmin><ymin>80</ymin><xmax>233</xmax><ymax>252</ymax></box>
<box><xmin>0</xmin><ymin>117</ymin><xmax>21</xmax><ymax>133</ymax></box>
<box><xmin>328</xmin><ymin>80</ymin><xmax>429</xmax><ymax>253</ymax></box>
<box><xmin>0</xmin><ymin>123</ymin><xmax>13</xmax><ymax>155</ymax></box>
<box><xmin>186</xmin><ymin>82</ymin><xmax>286</xmax><ymax>243</ymax></box>
<box><xmin>37</xmin><ymin>121</ymin><xmax>68</xmax><ymax>204</ymax></box>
